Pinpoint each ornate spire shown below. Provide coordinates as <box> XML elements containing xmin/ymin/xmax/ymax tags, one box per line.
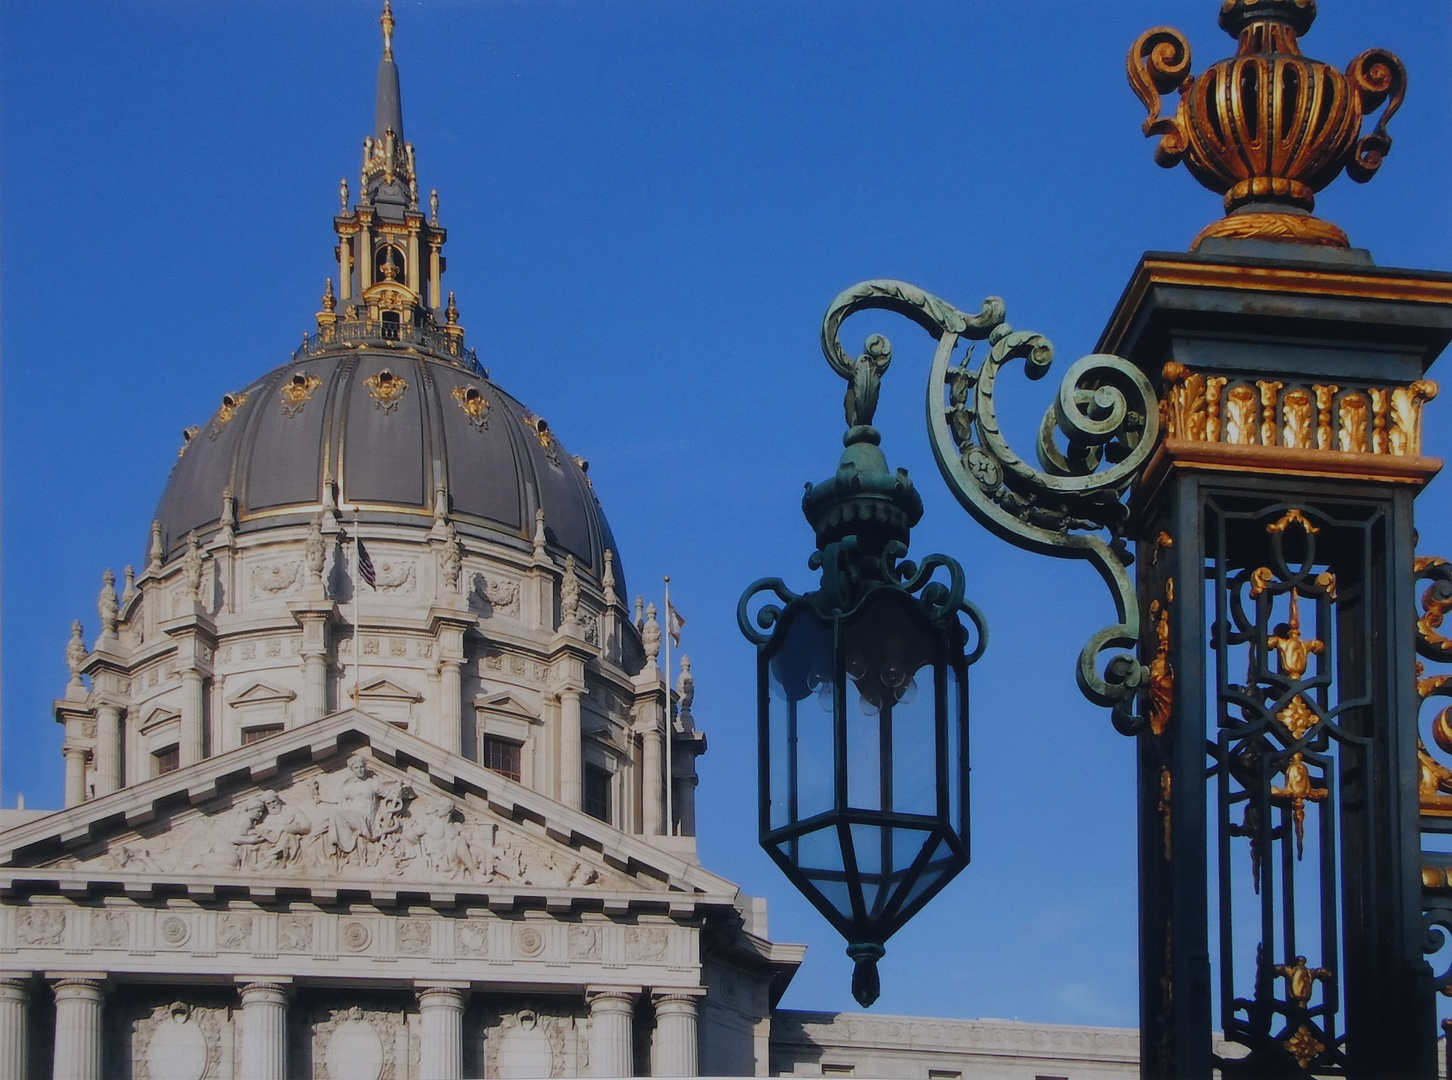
<box><xmin>1129</xmin><ymin>0</ymin><xmax>1405</xmax><ymax>250</ymax></box>
<box><xmin>302</xmin><ymin>3</ymin><xmax>473</xmax><ymax>369</ymax></box>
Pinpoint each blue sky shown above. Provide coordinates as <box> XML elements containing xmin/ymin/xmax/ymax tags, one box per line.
<box><xmin>3</xmin><ymin>0</ymin><xmax>1450</xmax><ymax>1027</ymax></box>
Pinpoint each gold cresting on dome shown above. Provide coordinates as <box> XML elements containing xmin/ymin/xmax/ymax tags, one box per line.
<box><xmin>1129</xmin><ymin>0</ymin><xmax>1405</xmax><ymax>250</ymax></box>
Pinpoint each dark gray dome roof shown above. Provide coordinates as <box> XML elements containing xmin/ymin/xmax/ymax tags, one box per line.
<box><xmin>154</xmin><ymin>346</ymin><xmax>622</xmax><ymax>590</ymax></box>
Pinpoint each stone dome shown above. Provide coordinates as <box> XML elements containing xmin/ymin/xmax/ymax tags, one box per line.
<box><xmin>154</xmin><ymin>344</ymin><xmax>623</xmax><ymax>592</ymax></box>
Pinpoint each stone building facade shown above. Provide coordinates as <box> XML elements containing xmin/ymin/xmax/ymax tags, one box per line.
<box><xmin>0</xmin><ymin>6</ymin><xmax>802</xmax><ymax>1076</ymax></box>
<box><xmin>0</xmin><ymin>6</ymin><xmax>1153</xmax><ymax>1077</ymax></box>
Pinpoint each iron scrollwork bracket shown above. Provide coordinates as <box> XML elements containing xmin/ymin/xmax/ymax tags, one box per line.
<box><xmin>820</xmin><ymin>280</ymin><xmax>1160</xmax><ymax>733</ymax></box>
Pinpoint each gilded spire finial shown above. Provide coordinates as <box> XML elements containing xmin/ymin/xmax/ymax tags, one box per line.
<box><xmin>1129</xmin><ymin>0</ymin><xmax>1405</xmax><ymax>251</ymax></box>
<box><xmin>381</xmin><ymin>1</ymin><xmax>395</xmax><ymax>62</ymax></box>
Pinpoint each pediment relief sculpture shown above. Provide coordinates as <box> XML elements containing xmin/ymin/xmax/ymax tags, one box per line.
<box><xmin>36</xmin><ymin>751</ymin><xmax>639</xmax><ymax>891</ymax></box>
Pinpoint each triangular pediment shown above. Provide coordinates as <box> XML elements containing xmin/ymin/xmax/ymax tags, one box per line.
<box><xmin>227</xmin><ymin>681</ymin><xmax>297</xmax><ymax>707</ymax></box>
<box><xmin>474</xmin><ymin>691</ymin><xmax>537</xmax><ymax>721</ymax></box>
<box><xmin>0</xmin><ymin>710</ymin><xmax>738</xmax><ymax>910</ymax></box>
<box><xmin>355</xmin><ymin>678</ymin><xmax>422</xmax><ymax>703</ymax></box>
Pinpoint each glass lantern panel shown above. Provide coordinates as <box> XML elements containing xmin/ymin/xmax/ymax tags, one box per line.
<box><xmin>767</xmin><ymin>609</ymin><xmax>835</xmax><ymax>829</ymax></box>
<box><xmin>850</xmin><ymin>821</ymin><xmax>938</xmax><ymax>919</ymax></box>
<box><xmin>843</xmin><ymin>595</ymin><xmax>938</xmax><ymax>815</ymax></box>
<box><xmin>896</xmin><ymin>835</ymin><xmax>958</xmax><ymax>915</ymax></box>
<box><xmin>947</xmin><ymin>657</ymin><xmax>967</xmax><ymax>834</ymax></box>
<box><xmin>791</xmin><ymin>822</ymin><xmax>854</xmax><ymax>925</ymax></box>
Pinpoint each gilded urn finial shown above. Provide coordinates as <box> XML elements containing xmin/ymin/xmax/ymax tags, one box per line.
<box><xmin>1129</xmin><ymin>0</ymin><xmax>1405</xmax><ymax>250</ymax></box>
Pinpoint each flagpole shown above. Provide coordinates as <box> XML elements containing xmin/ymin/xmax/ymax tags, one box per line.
<box><xmin>353</xmin><ymin>508</ymin><xmax>362</xmax><ymax>711</ymax></box>
<box><xmin>663</xmin><ymin>574</ymin><xmax>674</xmax><ymax>837</ymax></box>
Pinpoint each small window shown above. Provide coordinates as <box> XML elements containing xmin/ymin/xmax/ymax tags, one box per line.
<box><xmin>380</xmin><ymin>310</ymin><xmax>401</xmax><ymax>340</ymax></box>
<box><xmin>929</xmin><ymin>1072</ymin><xmax>962</xmax><ymax>1080</ymax></box>
<box><xmin>242</xmin><ymin>725</ymin><xmax>284</xmax><ymax>746</ymax></box>
<box><xmin>822</xmin><ymin>1066</ymin><xmax>854</xmax><ymax>1076</ymax></box>
<box><xmin>484</xmin><ymin>736</ymin><xmax>522</xmax><ymax>782</ymax></box>
<box><xmin>584</xmin><ymin>765</ymin><xmax>611</xmax><ymax>823</ymax></box>
<box><xmin>152</xmin><ymin>745</ymin><xmax>180</xmax><ymax>776</ymax></box>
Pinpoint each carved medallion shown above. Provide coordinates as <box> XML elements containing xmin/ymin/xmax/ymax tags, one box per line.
<box><xmin>514</xmin><ymin>924</ymin><xmax>546</xmax><ymax>958</ymax></box>
<box><xmin>144</xmin><ymin>1003</ymin><xmax>209</xmax><ymax>1080</ymax></box>
<box><xmin>250</xmin><ymin>562</ymin><xmax>301</xmax><ymax>598</ymax></box>
<box><xmin>364</xmin><ymin>369</ymin><xmax>408</xmax><ymax>412</ymax></box>
<box><xmin>340</xmin><ymin>920</ymin><xmax>372</xmax><ymax>953</ymax></box>
<box><xmin>160</xmin><ymin>916</ymin><xmax>191</xmax><ymax>947</ymax></box>
<box><xmin>451</xmin><ymin>385</ymin><xmax>491</xmax><ymax>429</ymax></box>
<box><xmin>280</xmin><ymin>372</ymin><xmax>323</xmax><ymax>417</ymax></box>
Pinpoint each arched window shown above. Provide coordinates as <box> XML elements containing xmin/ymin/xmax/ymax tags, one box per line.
<box><xmin>381</xmin><ymin>310</ymin><xmax>401</xmax><ymax>341</ymax></box>
<box><xmin>374</xmin><ymin>244</ymin><xmax>406</xmax><ymax>285</ymax></box>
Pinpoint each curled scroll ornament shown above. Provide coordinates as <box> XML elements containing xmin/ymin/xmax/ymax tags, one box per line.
<box><xmin>820</xmin><ymin>280</ymin><xmax>1160</xmax><ymax>734</ymax></box>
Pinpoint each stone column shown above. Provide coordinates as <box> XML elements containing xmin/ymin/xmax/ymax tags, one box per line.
<box><xmin>302</xmin><ymin>649</ymin><xmax>328</xmax><ymax>724</ymax></box>
<box><xmin>416</xmin><ymin>983</ymin><xmax>467</xmax><ymax>1079</ymax></box>
<box><xmin>94</xmin><ymin>704</ymin><xmax>122</xmax><ymax>796</ymax></box>
<box><xmin>438</xmin><ymin>660</ymin><xmax>463</xmax><ymax>755</ymax></box>
<box><xmin>238</xmin><ymin>980</ymin><xmax>289</xmax><ymax>1080</ymax></box>
<box><xmin>652</xmin><ymin>993</ymin><xmax>700</xmax><ymax>1077</ymax></box>
<box><xmin>62</xmin><ymin>745</ymin><xmax>88</xmax><ymax>807</ymax></box>
<box><xmin>51</xmin><ymin>976</ymin><xmax>104</xmax><ymax>1080</ymax></box>
<box><xmin>586</xmin><ymin>987</ymin><xmax>637</xmax><ymax>1078</ymax></box>
<box><xmin>641</xmin><ymin>724</ymin><xmax>663</xmax><ymax>835</ymax></box>
<box><xmin>429</xmin><ymin>240</ymin><xmax>442</xmax><ymax>313</ymax></box>
<box><xmin>0</xmin><ymin>977</ymin><xmax>29</xmax><ymax>1080</ymax></box>
<box><xmin>179</xmin><ymin>669</ymin><xmax>206</xmax><ymax>766</ymax></box>
<box><xmin>339</xmin><ymin>230</ymin><xmax>353</xmax><ymax>302</ymax></box>
<box><xmin>560</xmin><ymin>688</ymin><xmax>583</xmax><ymax>811</ymax></box>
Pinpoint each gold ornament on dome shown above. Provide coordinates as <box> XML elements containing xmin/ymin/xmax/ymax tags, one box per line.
<box><xmin>1129</xmin><ymin>0</ymin><xmax>1405</xmax><ymax>250</ymax></box>
<box><xmin>210</xmin><ymin>392</ymin><xmax>249</xmax><ymax>439</ymax></box>
<box><xmin>280</xmin><ymin>373</ymin><xmax>322</xmax><ymax>418</ymax></box>
<box><xmin>451</xmin><ymin>385</ymin><xmax>491</xmax><ymax>429</ymax></box>
<box><xmin>364</xmin><ymin>369</ymin><xmax>408</xmax><ymax>412</ymax></box>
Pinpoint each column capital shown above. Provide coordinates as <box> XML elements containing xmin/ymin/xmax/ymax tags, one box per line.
<box><xmin>416</xmin><ymin>982</ymin><xmax>469</xmax><ymax>1006</ymax></box>
<box><xmin>236</xmin><ymin>978</ymin><xmax>292</xmax><ymax>1004</ymax></box>
<box><xmin>586</xmin><ymin>985</ymin><xmax>640</xmax><ymax>1009</ymax></box>
<box><xmin>651</xmin><ymin>987</ymin><xmax>706</xmax><ymax>1003</ymax></box>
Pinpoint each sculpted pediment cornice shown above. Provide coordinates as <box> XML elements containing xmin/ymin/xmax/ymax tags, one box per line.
<box><xmin>0</xmin><ymin>710</ymin><xmax>739</xmax><ymax>911</ymax></box>
<box><xmin>227</xmin><ymin>681</ymin><xmax>297</xmax><ymax>707</ymax></box>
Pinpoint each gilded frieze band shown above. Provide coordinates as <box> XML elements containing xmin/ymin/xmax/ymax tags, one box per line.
<box><xmin>1161</xmin><ymin>362</ymin><xmax>1436</xmax><ymax>457</ymax></box>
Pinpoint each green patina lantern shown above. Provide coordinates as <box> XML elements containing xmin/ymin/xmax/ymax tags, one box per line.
<box><xmin>739</xmin><ymin>410</ymin><xmax>986</xmax><ymax>1007</ymax></box>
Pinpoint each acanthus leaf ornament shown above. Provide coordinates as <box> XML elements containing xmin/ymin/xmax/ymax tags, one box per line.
<box><xmin>820</xmin><ymin>280</ymin><xmax>1159</xmax><ymax>734</ymax></box>
<box><xmin>1128</xmin><ymin>1</ymin><xmax>1407</xmax><ymax>250</ymax></box>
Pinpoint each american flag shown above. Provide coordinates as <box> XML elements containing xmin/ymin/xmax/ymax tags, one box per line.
<box><xmin>666</xmin><ymin>598</ymin><xmax>685</xmax><ymax>648</ymax></box>
<box><xmin>357</xmin><ymin>540</ymin><xmax>377</xmax><ymax>590</ymax></box>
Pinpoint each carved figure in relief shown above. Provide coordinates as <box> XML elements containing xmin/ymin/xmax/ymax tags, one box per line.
<box><xmin>66</xmin><ymin>621</ymin><xmax>87</xmax><ymax>688</ymax></box>
<box><xmin>110</xmin><ymin>844</ymin><xmax>163</xmax><ymax>874</ymax></box>
<box><xmin>560</xmin><ymin>555</ymin><xmax>581</xmax><ymax>626</ymax></box>
<box><xmin>260</xmin><ymin>792</ymin><xmax>312</xmax><ymax>864</ymax></box>
<box><xmin>305</xmin><ymin>515</ymin><xmax>327</xmax><ymax>583</ymax></box>
<box><xmin>98</xmin><ymin>569</ymin><xmax>120</xmax><ymax>639</ymax></box>
<box><xmin>16</xmin><ymin>908</ymin><xmax>65</xmax><ymax>946</ymax></box>
<box><xmin>222</xmin><ymin>796</ymin><xmax>271</xmax><ymax>870</ymax></box>
<box><xmin>642</xmin><ymin>603</ymin><xmax>661</xmax><ymax>663</ymax></box>
<box><xmin>182</xmin><ymin>533</ymin><xmax>204</xmax><ymax>601</ymax></box>
<box><xmin>439</xmin><ymin>521</ymin><xmax>462</xmax><ymax>592</ymax></box>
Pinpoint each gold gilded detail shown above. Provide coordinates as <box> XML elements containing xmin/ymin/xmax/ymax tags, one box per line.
<box><xmin>280</xmin><ymin>373</ymin><xmax>322</xmax><ymax>418</ymax></box>
<box><xmin>364</xmin><ymin>369</ymin><xmax>408</xmax><ymax>412</ymax></box>
<box><xmin>1275</xmin><ymin>955</ymin><xmax>1332</xmax><ymax>1010</ymax></box>
<box><xmin>1268</xmin><ymin>590</ymin><xmax>1322</xmax><ymax>681</ymax></box>
<box><xmin>1278</xmin><ymin>695</ymin><xmax>1318</xmax><ymax>740</ymax></box>
<box><xmin>210</xmin><ymin>392</ymin><xmax>249</xmax><ymax>439</ymax></box>
<box><xmin>1158</xmin><ymin>767</ymin><xmax>1173</xmax><ymax>860</ymax></box>
<box><xmin>451</xmin><ymin>385</ymin><xmax>491</xmax><ymax>429</ymax></box>
<box><xmin>1250</xmin><ymin>566</ymin><xmax>1274</xmax><ymax>599</ymax></box>
<box><xmin>1272</xmin><ymin>752</ymin><xmax>1327</xmax><ymax>858</ymax></box>
<box><xmin>1150</xmin><ymin>530</ymin><xmax>1175</xmax><ymax>565</ymax></box>
<box><xmin>1148</xmin><ymin>596</ymin><xmax>1174</xmax><ymax>737</ymax></box>
<box><xmin>1129</xmin><ymin>3</ymin><xmax>1405</xmax><ymax>249</ymax></box>
<box><xmin>523</xmin><ymin>414</ymin><xmax>561</xmax><ymax>465</ymax></box>
<box><xmin>1160</xmin><ymin>365</ymin><xmax>1434</xmax><ymax>460</ymax></box>
<box><xmin>1418</xmin><ymin>557</ymin><xmax>1452</xmax><ymax>652</ymax></box>
<box><xmin>1267</xmin><ymin>508</ymin><xmax>1318</xmax><ymax>536</ymax></box>
<box><xmin>1282</xmin><ymin>1025</ymin><xmax>1326</xmax><ymax>1070</ymax></box>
